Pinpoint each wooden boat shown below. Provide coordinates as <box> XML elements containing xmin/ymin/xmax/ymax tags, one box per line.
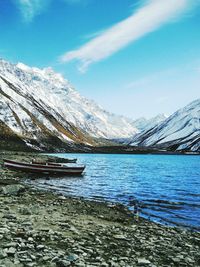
<box><xmin>60</xmin><ymin>158</ymin><xmax>77</xmax><ymax>163</ymax></box>
<box><xmin>3</xmin><ymin>159</ymin><xmax>85</xmax><ymax>175</ymax></box>
<box><xmin>47</xmin><ymin>158</ymin><xmax>77</xmax><ymax>163</ymax></box>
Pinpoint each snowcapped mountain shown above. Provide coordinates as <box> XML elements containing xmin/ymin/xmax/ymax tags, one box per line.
<box><xmin>0</xmin><ymin>59</ymin><xmax>137</xmax><ymax>151</ymax></box>
<box><xmin>130</xmin><ymin>99</ymin><xmax>200</xmax><ymax>152</ymax></box>
<box><xmin>132</xmin><ymin>114</ymin><xmax>168</xmax><ymax>132</ymax></box>
<box><xmin>1</xmin><ymin>59</ymin><xmax>198</xmax><ymax>153</ymax></box>
<box><xmin>115</xmin><ymin>114</ymin><xmax>168</xmax><ymax>145</ymax></box>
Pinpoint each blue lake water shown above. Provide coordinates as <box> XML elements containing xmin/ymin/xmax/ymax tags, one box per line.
<box><xmin>29</xmin><ymin>154</ymin><xmax>200</xmax><ymax>230</ymax></box>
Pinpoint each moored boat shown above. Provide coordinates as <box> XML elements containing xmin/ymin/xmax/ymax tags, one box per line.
<box><xmin>3</xmin><ymin>159</ymin><xmax>85</xmax><ymax>175</ymax></box>
<box><xmin>47</xmin><ymin>158</ymin><xmax>77</xmax><ymax>163</ymax></box>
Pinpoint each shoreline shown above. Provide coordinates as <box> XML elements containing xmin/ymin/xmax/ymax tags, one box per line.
<box><xmin>24</xmin><ymin>180</ymin><xmax>200</xmax><ymax>233</ymax></box>
<box><xmin>0</xmin><ymin>151</ymin><xmax>200</xmax><ymax>266</ymax></box>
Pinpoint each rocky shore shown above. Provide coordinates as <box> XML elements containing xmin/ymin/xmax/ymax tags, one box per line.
<box><xmin>0</xmin><ymin>151</ymin><xmax>200</xmax><ymax>267</ymax></box>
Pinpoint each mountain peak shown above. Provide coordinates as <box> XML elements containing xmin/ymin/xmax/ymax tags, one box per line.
<box><xmin>0</xmin><ymin>58</ymin><xmax>138</xmax><ymax>151</ymax></box>
<box><xmin>16</xmin><ymin>62</ymin><xmax>31</xmax><ymax>71</ymax></box>
<box><xmin>130</xmin><ymin>98</ymin><xmax>200</xmax><ymax>152</ymax></box>
<box><xmin>132</xmin><ymin>113</ymin><xmax>168</xmax><ymax>132</ymax></box>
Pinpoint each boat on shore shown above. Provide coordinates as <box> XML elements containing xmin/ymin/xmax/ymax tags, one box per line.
<box><xmin>47</xmin><ymin>158</ymin><xmax>77</xmax><ymax>163</ymax></box>
<box><xmin>3</xmin><ymin>159</ymin><xmax>85</xmax><ymax>175</ymax></box>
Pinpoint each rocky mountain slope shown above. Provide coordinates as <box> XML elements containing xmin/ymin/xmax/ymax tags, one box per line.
<box><xmin>1</xmin><ymin>59</ymin><xmax>199</xmax><ymax>153</ymax></box>
<box><xmin>0</xmin><ymin>59</ymin><xmax>138</xmax><ymax>151</ymax></box>
<box><xmin>130</xmin><ymin>99</ymin><xmax>200</xmax><ymax>152</ymax></box>
<box><xmin>111</xmin><ymin>115</ymin><xmax>168</xmax><ymax>144</ymax></box>
<box><xmin>132</xmin><ymin>114</ymin><xmax>168</xmax><ymax>132</ymax></box>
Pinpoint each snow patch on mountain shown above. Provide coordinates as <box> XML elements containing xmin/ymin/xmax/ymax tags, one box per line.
<box><xmin>132</xmin><ymin>114</ymin><xmax>168</xmax><ymax>132</ymax></box>
<box><xmin>0</xmin><ymin>59</ymin><xmax>138</xmax><ymax>142</ymax></box>
<box><xmin>130</xmin><ymin>99</ymin><xmax>200</xmax><ymax>152</ymax></box>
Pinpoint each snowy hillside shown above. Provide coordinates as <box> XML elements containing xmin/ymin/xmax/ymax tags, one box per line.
<box><xmin>132</xmin><ymin>114</ymin><xmax>168</xmax><ymax>132</ymax></box>
<box><xmin>130</xmin><ymin>99</ymin><xmax>200</xmax><ymax>152</ymax></box>
<box><xmin>1</xmin><ymin>59</ymin><xmax>199</xmax><ymax>153</ymax></box>
<box><xmin>0</xmin><ymin>59</ymin><xmax>137</xmax><ymax>150</ymax></box>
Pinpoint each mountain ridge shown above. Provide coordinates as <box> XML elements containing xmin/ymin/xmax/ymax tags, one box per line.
<box><xmin>131</xmin><ymin>114</ymin><xmax>168</xmax><ymax>132</ymax></box>
<box><xmin>0</xmin><ymin>58</ymin><xmax>199</xmax><ymax>153</ymax></box>
<box><xmin>130</xmin><ymin>99</ymin><xmax>200</xmax><ymax>152</ymax></box>
<box><xmin>0</xmin><ymin>58</ymin><xmax>138</xmax><ymax>151</ymax></box>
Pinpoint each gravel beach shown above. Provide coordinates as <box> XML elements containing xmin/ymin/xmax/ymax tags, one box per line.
<box><xmin>0</xmin><ymin>151</ymin><xmax>200</xmax><ymax>267</ymax></box>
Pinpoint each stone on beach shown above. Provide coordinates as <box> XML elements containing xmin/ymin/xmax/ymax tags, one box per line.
<box><xmin>1</xmin><ymin>184</ymin><xmax>25</xmax><ymax>196</ymax></box>
<box><xmin>137</xmin><ymin>258</ymin><xmax>151</xmax><ymax>265</ymax></box>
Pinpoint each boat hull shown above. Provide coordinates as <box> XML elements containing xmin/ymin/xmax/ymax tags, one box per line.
<box><xmin>3</xmin><ymin>160</ymin><xmax>85</xmax><ymax>175</ymax></box>
<box><xmin>47</xmin><ymin>158</ymin><xmax>77</xmax><ymax>163</ymax></box>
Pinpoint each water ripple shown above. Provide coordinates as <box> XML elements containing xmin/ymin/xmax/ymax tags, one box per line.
<box><xmin>28</xmin><ymin>153</ymin><xmax>200</xmax><ymax>229</ymax></box>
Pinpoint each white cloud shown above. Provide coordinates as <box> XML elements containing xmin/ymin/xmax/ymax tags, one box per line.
<box><xmin>16</xmin><ymin>0</ymin><xmax>51</xmax><ymax>22</ymax></box>
<box><xmin>59</xmin><ymin>0</ymin><xmax>193</xmax><ymax>72</ymax></box>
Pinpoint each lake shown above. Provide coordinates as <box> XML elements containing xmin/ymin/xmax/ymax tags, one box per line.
<box><xmin>29</xmin><ymin>153</ymin><xmax>200</xmax><ymax>230</ymax></box>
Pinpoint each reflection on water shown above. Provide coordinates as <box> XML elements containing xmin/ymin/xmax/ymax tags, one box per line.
<box><xmin>28</xmin><ymin>154</ymin><xmax>200</xmax><ymax>230</ymax></box>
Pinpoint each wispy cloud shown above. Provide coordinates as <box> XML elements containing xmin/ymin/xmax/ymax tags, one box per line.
<box><xmin>16</xmin><ymin>0</ymin><xmax>51</xmax><ymax>22</ymax></box>
<box><xmin>59</xmin><ymin>0</ymin><xmax>194</xmax><ymax>72</ymax></box>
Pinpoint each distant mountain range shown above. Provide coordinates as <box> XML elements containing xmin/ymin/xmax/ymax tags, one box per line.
<box><xmin>0</xmin><ymin>59</ymin><xmax>199</xmax><ymax>153</ymax></box>
<box><xmin>130</xmin><ymin>99</ymin><xmax>200</xmax><ymax>152</ymax></box>
<box><xmin>131</xmin><ymin>114</ymin><xmax>168</xmax><ymax>132</ymax></box>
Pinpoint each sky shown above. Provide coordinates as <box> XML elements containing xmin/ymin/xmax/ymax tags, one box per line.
<box><xmin>0</xmin><ymin>0</ymin><xmax>200</xmax><ymax>119</ymax></box>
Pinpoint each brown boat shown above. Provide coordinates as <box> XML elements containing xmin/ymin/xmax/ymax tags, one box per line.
<box><xmin>3</xmin><ymin>159</ymin><xmax>85</xmax><ymax>175</ymax></box>
<box><xmin>47</xmin><ymin>158</ymin><xmax>77</xmax><ymax>163</ymax></box>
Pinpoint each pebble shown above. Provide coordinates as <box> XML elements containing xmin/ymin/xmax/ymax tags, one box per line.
<box><xmin>36</xmin><ymin>245</ymin><xmax>45</xmax><ymax>250</ymax></box>
<box><xmin>137</xmin><ymin>258</ymin><xmax>151</xmax><ymax>265</ymax></box>
<box><xmin>57</xmin><ymin>260</ymin><xmax>71</xmax><ymax>266</ymax></box>
<box><xmin>67</xmin><ymin>253</ymin><xmax>79</xmax><ymax>262</ymax></box>
<box><xmin>19</xmin><ymin>207</ymin><xmax>32</xmax><ymax>215</ymax></box>
<box><xmin>0</xmin><ymin>228</ymin><xmax>9</xmax><ymax>234</ymax></box>
<box><xmin>0</xmin><ymin>249</ymin><xmax>7</xmax><ymax>259</ymax></box>
<box><xmin>6</xmin><ymin>247</ymin><xmax>16</xmax><ymax>255</ymax></box>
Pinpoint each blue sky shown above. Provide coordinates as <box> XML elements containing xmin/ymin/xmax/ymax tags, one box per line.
<box><xmin>0</xmin><ymin>0</ymin><xmax>200</xmax><ymax>119</ymax></box>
